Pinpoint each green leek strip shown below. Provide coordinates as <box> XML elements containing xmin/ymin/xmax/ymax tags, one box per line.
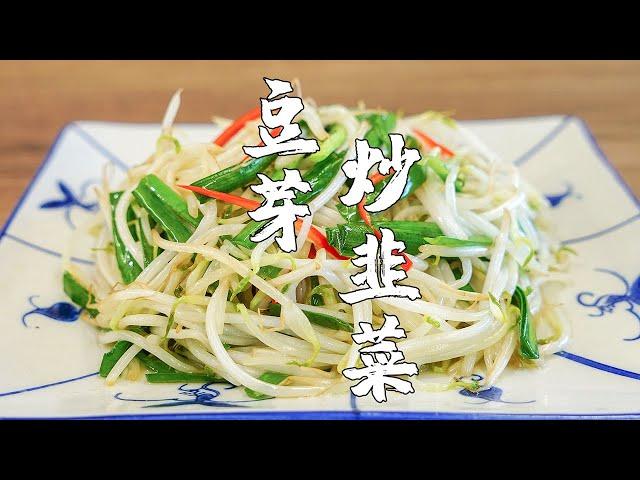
<box><xmin>512</xmin><ymin>286</ymin><xmax>540</xmax><ymax>360</ymax></box>
<box><xmin>139</xmin><ymin>352</ymin><xmax>228</xmax><ymax>383</ymax></box>
<box><xmin>109</xmin><ymin>192</ymin><xmax>142</xmax><ymax>284</ymax></box>
<box><xmin>146</xmin><ymin>372</ymin><xmax>227</xmax><ymax>384</ymax></box>
<box><xmin>138</xmin><ymin>218</ymin><xmax>156</xmax><ymax>267</ymax></box>
<box><xmin>401</xmin><ymin>161</ymin><xmax>428</xmax><ymax>199</ymax></box>
<box><xmin>427</xmin><ymin>155</ymin><xmax>464</xmax><ymax>191</ymax></box>
<box><xmin>99</xmin><ymin>327</ymin><xmax>147</xmax><ymax>378</ymax></box>
<box><xmin>325</xmin><ymin>220</ymin><xmax>443</xmax><ymax>257</ymax></box>
<box><xmin>99</xmin><ymin>341</ymin><xmax>131</xmax><ymax>377</ymax></box>
<box><xmin>110</xmin><ymin>190</ymin><xmax>138</xmax><ymax>239</ymax></box>
<box><xmin>232</xmin><ymin>151</ymin><xmax>346</xmax><ymax>249</ymax></box>
<box><xmin>244</xmin><ymin>371</ymin><xmax>290</xmax><ymax>400</ymax></box>
<box><xmin>63</xmin><ymin>270</ymin><xmax>99</xmax><ymax>317</ymax></box>
<box><xmin>191</xmin><ymin>153</ymin><xmax>277</xmax><ymax>198</ymax></box>
<box><xmin>133</xmin><ymin>179</ymin><xmax>193</xmax><ymax>243</ymax></box>
<box><xmin>135</xmin><ymin>205</ymin><xmax>161</xmax><ymax>265</ymax></box>
<box><xmin>453</xmin><ymin>276</ymin><xmax>474</xmax><ymax>293</ymax></box>
<box><xmin>424</xmin><ymin>235</ymin><xmax>493</xmax><ymax>247</ymax></box>
<box><xmin>101</xmin><ymin>347</ymin><xmax>227</xmax><ymax>384</ymax></box>
<box><xmin>304</xmin><ymin>124</ymin><xmax>347</xmax><ymax>164</ymax></box>
<box><xmin>137</xmin><ymin>174</ymin><xmax>201</xmax><ymax>228</ymax></box>
<box><xmin>285</xmin><ymin>151</ymin><xmax>346</xmax><ymax>205</ymax></box>
<box><xmin>231</xmin><ymin>227</ymin><xmax>262</xmax><ymax>252</ymax></box>
<box><xmin>268</xmin><ymin>304</ymin><xmax>353</xmax><ymax>333</ymax></box>
<box><xmin>257</xmin><ymin>265</ymin><xmax>282</xmax><ymax>279</ymax></box>
<box><xmin>135</xmin><ymin>173</ymin><xmax>201</xmax><ymax>229</ymax></box>
<box><xmin>137</xmin><ymin>352</ymin><xmax>175</xmax><ymax>373</ymax></box>
<box><xmin>357</xmin><ymin>112</ymin><xmax>397</xmax><ymax>155</ymax></box>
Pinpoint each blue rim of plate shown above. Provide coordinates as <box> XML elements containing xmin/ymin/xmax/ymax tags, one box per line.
<box><xmin>5</xmin><ymin>411</ymin><xmax>640</xmax><ymax>420</ymax></box>
<box><xmin>1</xmin><ymin>115</ymin><xmax>639</xmax><ymax>420</ymax></box>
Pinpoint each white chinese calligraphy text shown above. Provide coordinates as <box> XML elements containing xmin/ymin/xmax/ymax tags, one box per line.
<box><xmin>248</xmin><ymin>169</ymin><xmax>311</xmax><ymax>252</ymax></box>
<box><xmin>342</xmin><ymin>314</ymin><xmax>419</xmax><ymax>403</ymax></box>
<box><xmin>339</xmin><ymin>133</ymin><xmax>420</xmax><ymax>212</ymax></box>
<box><xmin>243</xmin><ymin>78</ymin><xmax>320</xmax><ymax>158</ymax></box>
<box><xmin>338</xmin><ymin>227</ymin><xmax>421</xmax><ymax>304</ymax></box>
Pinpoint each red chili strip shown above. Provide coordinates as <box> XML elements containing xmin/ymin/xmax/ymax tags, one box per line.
<box><xmin>177</xmin><ymin>184</ymin><xmax>347</xmax><ymax>260</ymax></box>
<box><xmin>412</xmin><ymin>128</ymin><xmax>455</xmax><ymax>158</ymax></box>
<box><xmin>213</xmin><ymin>106</ymin><xmax>262</xmax><ymax>147</ymax></box>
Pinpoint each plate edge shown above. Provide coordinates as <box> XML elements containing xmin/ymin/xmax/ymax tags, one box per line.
<box><xmin>2</xmin><ymin>115</ymin><xmax>638</xmax><ymax>420</ymax></box>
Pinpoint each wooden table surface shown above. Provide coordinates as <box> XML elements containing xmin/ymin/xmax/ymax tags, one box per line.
<box><xmin>1</xmin><ymin>60</ymin><xmax>638</xmax><ymax>224</ymax></box>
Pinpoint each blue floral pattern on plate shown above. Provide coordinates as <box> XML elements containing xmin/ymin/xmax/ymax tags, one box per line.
<box><xmin>114</xmin><ymin>382</ymin><xmax>260</xmax><ymax>409</ymax></box>
<box><xmin>39</xmin><ymin>180</ymin><xmax>97</xmax><ymax>229</ymax></box>
<box><xmin>21</xmin><ymin>296</ymin><xmax>81</xmax><ymax>328</ymax></box>
<box><xmin>544</xmin><ymin>182</ymin><xmax>579</xmax><ymax>207</ymax></box>
<box><xmin>577</xmin><ymin>269</ymin><xmax>640</xmax><ymax>341</ymax></box>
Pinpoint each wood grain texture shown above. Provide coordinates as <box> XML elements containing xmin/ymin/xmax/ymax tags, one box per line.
<box><xmin>1</xmin><ymin>60</ymin><xmax>638</xmax><ymax>224</ymax></box>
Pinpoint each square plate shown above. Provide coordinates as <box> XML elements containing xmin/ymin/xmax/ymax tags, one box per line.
<box><xmin>1</xmin><ymin>116</ymin><xmax>638</xmax><ymax>420</ymax></box>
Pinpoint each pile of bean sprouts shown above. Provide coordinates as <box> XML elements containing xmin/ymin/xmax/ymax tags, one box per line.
<box><xmin>71</xmin><ymin>91</ymin><xmax>571</xmax><ymax>398</ymax></box>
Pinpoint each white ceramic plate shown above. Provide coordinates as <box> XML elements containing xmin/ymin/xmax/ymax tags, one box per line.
<box><xmin>1</xmin><ymin>115</ymin><xmax>638</xmax><ymax>420</ymax></box>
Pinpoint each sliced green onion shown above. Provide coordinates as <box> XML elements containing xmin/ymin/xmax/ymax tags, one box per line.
<box><xmin>137</xmin><ymin>218</ymin><xmax>156</xmax><ymax>267</ymax></box>
<box><xmin>427</xmin><ymin>154</ymin><xmax>464</xmax><ymax>191</ymax></box>
<box><xmin>99</xmin><ymin>327</ymin><xmax>148</xmax><ymax>377</ymax></box>
<box><xmin>99</xmin><ymin>341</ymin><xmax>131</xmax><ymax>377</ymax></box>
<box><xmin>63</xmin><ymin>270</ymin><xmax>99</xmax><ymax>317</ymax></box>
<box><xmin>137</xmin><ymin>352</ymin><xmax>175</xmax><ymax>373</ymax></box>
<box><xmin>512</xmin><ymin>286</ymin><xmax>540</xmax><ymax>360</ymax></box>
<box><xmin>257</xmin><ymin>265</ymin><xmax>282</xmax><ymax>279</ymax></box>
<box><xmin>326</xmin><ymin>220</ymin><xmax>443</xmax><ymax>257</ymax></box>
<box><xmin>357</xmin><ymin>112</ymin><xmax>397</xmax><ymax>155</ymax></box>
<box><xmin>304</xmin><ymin>124</ymin><xmax>347</xmax><ymax>164</ymax></box>
<box><xmin>133</xmin><ymin>176</ymin><xmax>194</xmax><ymax>243</ymax></box>
<box><xmin>109</xmin><ymin>192</ymin><xmax>142</xmax><ymax>284</ymax></box>
<box><xmin>137</xmin><ymin>174</ymin><xmax>201</xmax><ymax>228</ymax></box>
<box><xmin>268</xmin><ymin>304</ymin><xmax>353</xmax><ymax>332</ymax></box>
<box><xmin>191</xmin><ymin>153</ymin><xmax>277</xmax><ymax>196</ymax></box>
